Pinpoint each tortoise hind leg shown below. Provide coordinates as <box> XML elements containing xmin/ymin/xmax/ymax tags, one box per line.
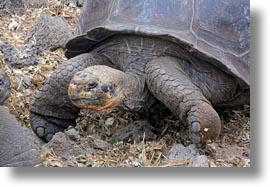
<box><xmin>146</xmin><ymin>56</ymin><xmax>221</xmax><ymax>144</ymax></box>
<box><xmin>30</xmin><ymin>53</ymin><xmax>109</xmax><ymax>142</ymax></box>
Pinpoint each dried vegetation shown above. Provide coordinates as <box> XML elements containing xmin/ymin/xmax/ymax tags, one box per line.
<box><xmin>0</xmin><ymin>0</ymin><xmax>250</xmax><ymax>167</ymax></box>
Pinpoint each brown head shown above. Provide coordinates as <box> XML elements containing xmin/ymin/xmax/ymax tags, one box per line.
<box><xmin>0</xmin><ymin>70</ymin><xmax>11</xmax><ymax>105</ymax></box>
<box><xmin>68</xmin><ymin>65</ymin><xmax>126</xmax><ymax>111</ymax></box>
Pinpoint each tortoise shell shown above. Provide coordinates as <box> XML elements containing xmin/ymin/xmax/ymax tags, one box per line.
<box><xmin>66</xmin><ymin>0</ymin><xmax>250</xmax><ymax>86</ymax></box>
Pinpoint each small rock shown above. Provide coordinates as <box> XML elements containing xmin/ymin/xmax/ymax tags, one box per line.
<box><xmin>0</xmin><ymin>42</ymin><xmax>19</xmax><ymax>66</ymax></box>
<box><xmin>167</xmin><ymin>144</ymin><xmax>198</xmax><ymax>160</ymax></box>
<box><xmin>132</xmin><ymin>159</ymin><xmax>144</xmax><ymax>167</ymax></box>
<box><xmin>0</xmin><ymin>13</ymin><xmax>73</xmax><ymax>67</ymax></box>
<box><xmin>65</xmin><ymin>126</ymin><xmax>80</xmax><ymax>141</ymax></box>
<box><xmin>205</xmin><ymin>143</ymin><xmax>217</xmax><ymax>156</ymax></box>
<box><xmin>42</xmin><ymin>132</ymin><xmax>93</xmax><ymax>159</ymax></box>
<box><xmin>189</xmin><ymin>155</ymin><xmax>209</xmax><ymax>167</ymax></box>
<box><xmin>8</xmin><ymin>20</ymin><xmax>19</xmax><ymax>31</ymax></box>
<box><xmin>22</xmin><ymin>75</ymin><xmax>32</xmax><ymax>89</ymax></box>
<box><xmin>105</xmin><ymin>117</ymin><xmax>115</xmax><ymax>127</ymax></box>
<box><xmin>109</xmin><ymin>120</ymin><xmax>157</xmax><ymax>143</ymax></box>
<box><xmin>26</xmin><ymin>13</ymin><xmax>74</xmax><ymax>52</ymax></box>
<box><xmin>0</xmin><ymin>0</ymin><xmax>25</xmax><ymax>16</ymax></box>
<box><xmin>65</xmin><ymin>0</ymin><xmax>84</xmax><ymax>7</ymax></box>
<box><xmin>112</xmin><ymin>141</ymin><xmax>126</xmax><ymax>151</ymax></box>
<box><xmin>90</xmin><ymin>139</ymin><xmax>112</xmax><ymax>151</ymax></box>
<box><xmin>164</xmin><ymin>144</ymin><xmax>209</xmax><ymax>167</ymax></box>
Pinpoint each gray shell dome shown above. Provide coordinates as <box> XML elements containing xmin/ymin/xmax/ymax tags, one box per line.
<box><xmin>66</xmin><ymin>0</ymin><xmax>250</xmax><ymax>86</ymax></box>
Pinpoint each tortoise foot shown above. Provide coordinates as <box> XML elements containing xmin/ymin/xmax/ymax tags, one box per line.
<box><xmin>187</xmin><ymin>103</ymin><xmax>221</xmax><ymax>145</ymax></box>
<box><xmin>30</xmin><ymin>112</ymin><xmax>66</xmax><ymax>142</ymax></box>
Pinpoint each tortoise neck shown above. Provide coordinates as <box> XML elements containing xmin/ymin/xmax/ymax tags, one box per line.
<box><xmin>117</xmin><ymin>72</ymin><xmax>154</xmax><ymax>112</ymax></box>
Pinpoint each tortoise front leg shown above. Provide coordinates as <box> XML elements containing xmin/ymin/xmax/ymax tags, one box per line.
<box><xmin>30</xmin><ymin>53</ymin><xmax>108</xmax><ymax>142</ymax></box>
<box><xmin>146</xmin><ymin>57</ymin><xmax>221</xmax><ymax>144</ymax></box>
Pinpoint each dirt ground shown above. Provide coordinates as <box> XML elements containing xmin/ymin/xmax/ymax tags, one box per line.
<box><xmin>0</xmin><ymin>1</ymin><xmax>250</xmax><ymax>167</ymax></box>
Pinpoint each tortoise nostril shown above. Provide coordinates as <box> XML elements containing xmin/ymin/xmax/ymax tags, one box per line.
<box><xmin>86</xmin><ymin>82</ymin><xmax>98</xmax><ymax>91</ymax></box>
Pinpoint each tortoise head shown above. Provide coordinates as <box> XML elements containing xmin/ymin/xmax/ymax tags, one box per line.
<box><xmin>0</xmin><ymin>70</ymin><xmax>11</xmax><ymax>105</ymax></box>
<box><xmin>68</xmin><ymin>65</ymin><xmax>126</xmax><ymax>111</ymax></box>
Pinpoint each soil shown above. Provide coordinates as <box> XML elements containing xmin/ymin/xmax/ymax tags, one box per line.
<box><xmin>0</xmin><ymin>0</ymin><xmax>250</xmax><ymax>167</ymax></box>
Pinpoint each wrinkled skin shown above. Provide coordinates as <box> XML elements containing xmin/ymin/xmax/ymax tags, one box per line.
<box><xmin>30</xmin><ymin>35</ymin><xmax>249</xmax><ymax>144</ymax></box>
<box><xmin>30</xmin><ymin>0</ymin><xmax>249</xmax><ymax>144</ymax></box>
<box><xmin>30</xmin><ymin>53</ymin><xmax>110</xmax><ymax>142</ymax></box>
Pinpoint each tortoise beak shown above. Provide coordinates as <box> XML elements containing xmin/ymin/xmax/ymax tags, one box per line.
<box><xmin>68</xmin><ymin>81</ymin><xmax>121</xmax><ymax>111</ymax></box>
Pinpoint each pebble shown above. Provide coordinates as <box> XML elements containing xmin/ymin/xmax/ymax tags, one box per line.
<box><xmin>105</xmin><ymin>117</ymin><xmax>115</xmax><ymax>127</ymax></box>
<box><xmin>8</xmin><ymin>20</ymin><xmax>19</xmax><ymax>31</ymax></box>
<box><xmin>65</xmin><ymin>126</ymin><xmax>80</xmax><ymax>141</ymax></box>
<box><xmin>164</xmin><ymin>144</ymin><xmax>209</xmax><ymax>167</ymax></box>
<box><xmin>91</xmin><ymin>139</ymin><xmax>112</xmax><ymax>151</ymax></box>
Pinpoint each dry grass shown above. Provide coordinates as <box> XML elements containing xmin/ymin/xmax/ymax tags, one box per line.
<box><xmin>0</xmin><ymin>0</ymin><xmax>250</xmax><ymax>167</ymax></box>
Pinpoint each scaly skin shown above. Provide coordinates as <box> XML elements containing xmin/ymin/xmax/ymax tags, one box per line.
<box><xmin>32</xmin><ymin>35</ymin><xmax>246</xmax><ymax>144</ymax></box>
<box><xmin>65</xmin><ymin>35</ymin><xmax>243</xmax><ymax>145</ymax></box>
<box><xmin>146</xmin><ymin>57</ymin><xmax>221</xmax><ymax>143</ymax></box>
<box><xmin>30</xmin><ymin>53</ymin><xmax>109</xmax><ymax>142</ymax></box>
<box><xmin>0</xmin><ymin>107</ymin><xmax>41</xmax><ymax>166</ymax></box>
<box><xmin>0</xmin><ymin>70</ymin><xmax>41</xmax><ymax>166</ymax></box>
<box><xmin>69</xmin><ymin>65</ymin><xmax>154</xmax><ymax>112</ymax></box>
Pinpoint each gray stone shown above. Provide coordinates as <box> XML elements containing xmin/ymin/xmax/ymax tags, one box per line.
<box><xmin>89</xmin><ymin>139</ymin><xmax>112</xmax><ymax>151</ymax></box>
<box><xmin>65</xmin><ymin>0</ymin><xmax>84</xmax><ymax>7</ymax></box>
<box><xmin>0</xmin><ymin>0</ymin><xmax>24</xmax><ymax>16</ymax></box>
<box><xmin>65</xmin><ymin>126</ymin><xmax>80</xmax><ymax>141</ymax></box>
<box><xmin>0</xmin><ymin>13</ymin><xmax>73</xmax><ymax>67</ymax></box>
<box><xmin>42</xmin><ymin>132</ymin><xmax>93</xmax><ymax>159</ymax></box>
<box><xmin>105</xmin><ymin>117</ymin><xmax>115</xmax><ymax>127</ymax></box>
<box><xmin>0</xmin><ymin>0</ymin><xmax>48</xmax><ymax>16</ymax></box>
<box><xmin>26</xmin><ymin>13</ymin><xmax>73</xmax><ymax>52</ymax></box>
<box><xmin>189</xmin><ymin>155</ymin><xmax>209</xmax><ymax>167</ymax></box>
<box><xmin>165</xmin><ymin>144</ymin><xmax>209</xmax><ymax>167</ymax></box>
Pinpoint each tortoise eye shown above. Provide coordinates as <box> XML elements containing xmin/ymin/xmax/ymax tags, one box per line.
<box><xmin>0</xmin><ymin>79</ymin><xmax>4</xmax><ymax>86</ymax></box>
<box><xmin>101</xmin><ymin>84</ymin><xmax>109</xmax><ymax>92</ymax></box>
<box><xmin>86</xmin><ymin>82</ymin><xmax>98</xmax><ymax>91</ymax></box>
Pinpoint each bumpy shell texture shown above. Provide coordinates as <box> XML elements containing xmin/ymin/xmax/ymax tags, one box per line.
<box><xmin>66</xmin><ymin>0</ymin><xmax>250</xmax><ymax>87</ymax></box>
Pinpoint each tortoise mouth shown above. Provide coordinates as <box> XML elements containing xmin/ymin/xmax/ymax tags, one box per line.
<box><xmin>70</xmin><ymin>97</ymin><xmax>120</xmax><ymax>111</ymax></box>
<box><xmin>68</xmin><ymin>65</ymin><xmax>124</xmax><ymax>111</ymax></box>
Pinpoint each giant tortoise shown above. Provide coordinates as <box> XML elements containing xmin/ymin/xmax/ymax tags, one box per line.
<box><xmin>30</xmin><ymin>0</ymin><xmax>250</xmax><ymax>144</ymax></box>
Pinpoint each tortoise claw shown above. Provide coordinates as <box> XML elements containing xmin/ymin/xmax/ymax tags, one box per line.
<box><xmin>190</xmin><ymin>123</ymin><xmax>202</xmax><ymax>144</ymax></box>
<box><xmin>190</xmin><ymin>122</ymin><xmax>202</xmax><ymax>144</ymax></box>
<box><xmin>190</xmin><ymin>132</ymin><xmax>201</xmax><ymax>144</ymax></box>
<box><xmin>36</xmin><ymin>127</ymin><xmax>45</xmax><ymax>138</ymax></box>
<box><xmin>191</xmin><ymin>122</ymin><xmax>201</xmax><ymax>133</ymax></box>
<box><xmin>46</xmin><ymin>133</ymin><xmax>54</xmax><ymax>142</ymax></box>
<box><xmin>30</xmin><ymin>112</ymin><xmax>65</xmax><ymax>142</ymax></box>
